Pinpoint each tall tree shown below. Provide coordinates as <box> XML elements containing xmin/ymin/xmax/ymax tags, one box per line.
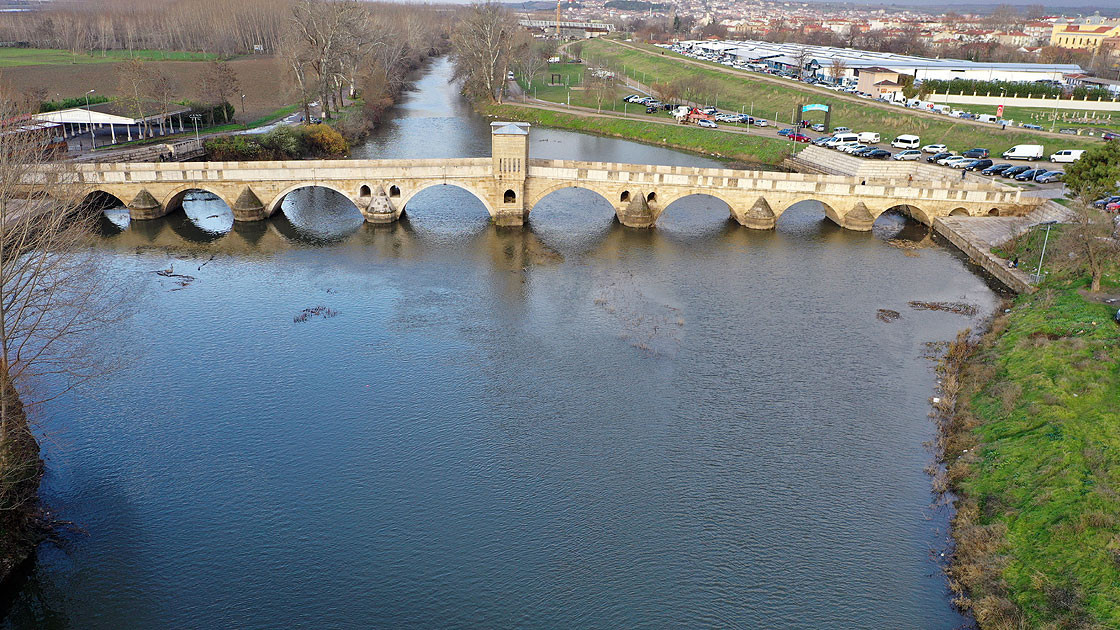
<box><xmin>1058</xmin><ymin>141</ymin><xmax>1120</xmax><ymax>292</ymax></box>
<box><xmin>450</xmin><ymin>3</ymin><xmax>517</xmax><ymax>103</ymax></box>
<box><xmin>199</xmin><ymin>60</ymin><xmax>241</xmax><ymax>124</ymax></box>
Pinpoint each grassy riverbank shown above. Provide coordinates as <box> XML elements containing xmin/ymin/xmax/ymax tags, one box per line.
<box><xmin>481</xmin><ymin>103</ymin><xmax>792</xmax><ymax>166</ymax></box>
<box><xmin>580</xmin><ymin>39</ymin><xmax>1103</xmax><ymax>158</ymax></box>
<box><xmin>944</xmin><ymin>244</ymin><xmax>1120</xmax><ymax>626</ymax></box>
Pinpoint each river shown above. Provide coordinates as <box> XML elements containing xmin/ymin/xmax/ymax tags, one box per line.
<box><xmin>2</xmin><ymin>58</ymin><xmax>998</xmax><ymax>629</ymax></box>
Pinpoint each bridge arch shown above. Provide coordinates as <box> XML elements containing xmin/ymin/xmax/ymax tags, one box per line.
<box><xmin>398</xmin><ymin>181</ymin><xmax>497</xmax><ymax>218</ymax></box>
<box><xmin>79</xmin><ymin>189</ymin><xmax>128</xmax><ymax>213</ymax></box>
<box><xmin>527</xmin><ymin>181</ymin><xmax>614</xmax><ymax>212</ymax></box>
<box><xmin>988</xmin><ymin>208</ymin><xmax>1000</xmax><ymax>216</ymax></box>
<box><xmin>657</xmin><ymin>191</ymin><xmax>734</xmax><ymax>219</ymax></box>
<box><xmin>949</xmin><ymin>207</ymin><xmax>970</xmax><ymax>217</ymax></box>
<box><xmin>875</xmin><ymin>203</ymin><xmax>932</xmax><ymax>227</ymax></box>
<box><xmin>266</xmin><ymin>182</ymin><xmax>359</xmax><ymax>216</ymax></box>
<box><xmin>162</xmin><ymin>185</ymin><xmax>235</xmax><ymax>217</ymax></box>
<box><xmin>773</xmin><ymin>198</ymin><xmax>845</xmax><ymax>227</ymax></box>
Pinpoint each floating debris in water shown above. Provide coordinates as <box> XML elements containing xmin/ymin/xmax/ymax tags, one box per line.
<box><xmin>908</xmin><ymin>301</ymin><xmax>978</xmax><ymax>316</ymax></box>
<box><xmin>152</xmin><ymin>266</ymin><xmax>196</xmax><ymax>291</ymax></box>
<box><xmin>877</xmin><ymin>309</ymin><xmax>901</xmax><ymax>322</ymax></box>
<box><xmin>294</xmin><ymin>305</ymin><xmax>339</xmax><ymax>323</ymax></box>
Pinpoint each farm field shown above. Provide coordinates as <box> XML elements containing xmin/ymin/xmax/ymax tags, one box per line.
<box><xmin>0</xmin><ymin>47</ymin><xmax>219</xmax><ymax>67</ymax></box>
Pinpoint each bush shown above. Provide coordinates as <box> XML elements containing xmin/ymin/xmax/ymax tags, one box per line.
<box><xmin>303</xmin><ymin>124</ymin><xmax>348</xmax><ymax>156</ymax></box>
<box><xmin>258</xmin><ymin>126</ymin><xmax>305</xmax><ymax>158</ymax></box>
<box><xmin>203</xmin><ymin>135</ymin><xmax>261</xmax><ymax>160</ymax></box>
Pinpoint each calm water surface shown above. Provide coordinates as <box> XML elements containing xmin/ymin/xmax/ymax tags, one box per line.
<box><xmin>3</xmin><ymin>58</ymin><xmax>997</xmax><ymax>629</ymax></box>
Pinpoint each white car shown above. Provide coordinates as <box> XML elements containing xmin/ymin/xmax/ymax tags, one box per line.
<box><xmin>921</xmin><ymin>144</ymin><xmax>947</xmax><ymax>154</ymax></box>
<box><xmin>840</xmin><ymin>143</ymin><xmax>867</xmax><ymax>154</ymax></box>
<box><xmin>940</xmin><ymin>156</ymin><xmax>969</xmax><ymax>167</ymax></box>
<box><xmin>834</xmin><ymin>126</ymin><xmax>851</xmax><ymax>133</ymax></box>
<box><xmin>754</xmin><ymin>119</ymin><xmax>768</xmax><ymax>127</ymax></box>
<box><xmin>833</xmin><ymin>142</ymin><xmax>860</xmax><ymax>152</ymax></box>
<box><xmin>950</xmin><ymin>158</ymin><xmax>976</xmax><ymax>169</ymax></box>
<box><xmin>893</xmin><ymin>150</ymin><xmax>922</xmax><ymax>161</ymax></box>
<box><xmin>697</xmin><ymin>119</ymin><xmax>717</xmax><ymax>128</ymax></box>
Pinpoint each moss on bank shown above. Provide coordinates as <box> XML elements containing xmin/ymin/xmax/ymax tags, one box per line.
<box><xmin>480</xmin><ymin>103</ymin><xmax>793</xmax><ymax>167</ymax></box>
<box><xmin>0</xmin><ymin>386</ymin><xmax>43</xmax><ymax>589</ymax></box>
<box><xmin>943</xmin><ymin>277</ymin><xmax>1120</xmax><ymax>628</ymax></box>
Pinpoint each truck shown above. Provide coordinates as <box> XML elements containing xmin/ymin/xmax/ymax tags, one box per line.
<box><xmin>1002</xmin><ymin>144</ymin><xmax>1044</xmax><ymax>161</ymax></box>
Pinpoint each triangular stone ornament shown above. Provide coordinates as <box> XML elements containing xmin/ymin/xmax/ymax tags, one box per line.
<box><xmin>128</xmin><ymin>189</ymin><xmax>159</xmax><ymax>210</ymax></box>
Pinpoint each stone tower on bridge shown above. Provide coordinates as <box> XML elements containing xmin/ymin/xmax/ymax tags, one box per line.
<box><xmin>490</xmin><ymin>122</ymin><xmax>530</xmax><ymax>227</ymax></box>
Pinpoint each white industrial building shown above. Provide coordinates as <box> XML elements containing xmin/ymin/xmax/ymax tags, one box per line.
<box><xmin>676</xmin><ymin>40</ymin><xmax>1083</xmax><ymax>84</ymax></box>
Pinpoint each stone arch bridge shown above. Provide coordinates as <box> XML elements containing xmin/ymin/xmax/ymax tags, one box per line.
<box><xmin>50</xmin><ymin>122</ymin><xmax>1031</xmax><ymax>231</ymax></box>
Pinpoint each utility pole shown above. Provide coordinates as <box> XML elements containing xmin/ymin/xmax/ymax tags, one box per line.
<box><xmin>85</xmin><ymin>89</ymin><xmax>96</xmax><ymax>149</ymax></box>
<box><xmin>189</xmin><ymin>113</ymin><xmax>203</xmax><ymax>148</ymax></box>
<box><xmin>1035</xmin><ymin>220</ymin><xmax>1057</xmax><ymax>282</ymax></box>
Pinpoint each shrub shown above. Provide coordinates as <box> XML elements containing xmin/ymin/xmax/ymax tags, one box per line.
<box><xmin>303</xmin><ymin>124</ymin><xmax>348</xmax><ymax>156</ymax></box>
<box><xmin>203</xmin><ymin>135</ymin><xmax>262</xmax><ymax>160</ymax></box>
<box><xmin>258</xmin><ymin>126</ymin><xmax>305</xmax><ymax>158</ymax></box>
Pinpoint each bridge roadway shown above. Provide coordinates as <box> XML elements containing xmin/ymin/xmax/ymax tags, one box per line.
<box><xmin>49</xmin><ymin>122</ymin><xmax>1033</xmax><ymax>230</ymax></box>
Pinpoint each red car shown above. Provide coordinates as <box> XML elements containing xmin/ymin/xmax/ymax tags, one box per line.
<box><xmin>1106</xmin><ymin>200</ymin><xmax>1120</xmax><ymax>212</ymax></box>
<box><xmin>788</xmin><ymin>134</ymin><xmax>812</xmax><ymax>143</ymax></box>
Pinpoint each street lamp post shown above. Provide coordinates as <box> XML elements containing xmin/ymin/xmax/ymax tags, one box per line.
<box><xmin>189</xmin><ymin>113</ymin><xmax>203</xmax><ymax>148</ymax></box>
<box><xmin>85</xmin><ymin>89</ymin><xmax>96</xmax><ymax>149</ymax></box>
<box><xmin>240</xmin><ymin>94</ymin><xmax>246</xmax><ymax>122</ymax></box>
<box><xmin>1034</xmin><ymin>220</ymin><xmax>1057</xmax><ymax>282</ymax></box>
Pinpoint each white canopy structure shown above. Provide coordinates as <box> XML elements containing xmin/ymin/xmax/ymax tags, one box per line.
<box><xmin>32</xmin><ymin>101</ymin><xmax>193</xmax><ymax>146</ymax></box>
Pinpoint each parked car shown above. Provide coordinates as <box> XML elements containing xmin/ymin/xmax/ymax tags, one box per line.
<box><xmin>852</xmin><ymin>146</ymin><xmax>876</xmax><ymax>157</ymax></box>
<box><xmin>1058</xmin><ymin>128</ymin><xmax>1079</xmax><ymax>135</ymax></box>
<box><xmin>1022</xmin><ymin>123</ymin><xmax>1043</xmax><ymax>130</ymax></box>
<box><xmin>701</xmin><ymin>107</ymin><xmax>718</xmax><ymax>115</ymax></box>
<box><xmin>1015</xmin><ymin>168</ymin><xmax>1043</xmax><ymax>181</ymax></box>
<box><xmin>1092</xmin><ymin>195</ymin><xmax>1120</xmax><ymax>208</ymax></box>
<box><xmin>754</xmin><ymin>119</ymin><xmax>769</xmax><ymax>127</ymax></box>
<box><xmin>1107</xmin><ymin>200</ymin><xmax>1120</xmax><ymax>212</ymax></box>
<box><xmin>857</xmin><ymin>131</ymin><xmax>880</xmax><ymax>144</ymax></box>
<box><xmin>810</xmin><ymin>123</ymin><xmax>826</xmax><ymax>132</ymax></box>
<box><xmin>813</xmin><ymin>136</ymin><xmax>835</xmax><ymax>146</ymax></box>
<box><xmin>865</xmin><ymin>149</ymin><xmax>892</xmax><ymax>159</ymax></box>
<box><xmin>962</xmin><ymin>148</ymin><xmax>990</xmax><ymax>159</ymax></box>
<box><xmin>893</xmin><ymin>150</ymin><xmax>922</xmax><ymax>161</ymax></box>
<box><xmin>1002</xmin><ymin>165</ymin><xmax>1030</xmax><ymax>178</ymax></box>
<box><xmin>927</xmin><ymin>151</ymin><xmax>954</xmax><ymax>163</ymax></box>
<box><xmin>840</xmin><ymin>143</ymin><xmax>867</xmax><ymax>154</ymax></box>
<box><xmin>953</xmin><ymin>159</ymin><xmax>979</xmax><ymax>170</ymax></box>
<box><xmin>921</xmin><ymin>143</ymin><xmax>948</xmax><ymax>154</ymax></box>
<box><xmin>833</xmin><ymin>126</ymin><xmax>851</xmax><ymax>133</ymax></box>
<box><xmin>777</xmin><ymin>128</ymin><xmax>794</xmax><ymax>136</ymax></box>
<box><xmin>789</xmin><ymin>134</ymin><xmax>813</xmax><ymax>143</ymax></box>
<box><xmin>1002</xmin><ymin>144</ymin><xmax>1044</xmax><ymax>161</ymax></box>
<box><xmin>966</xmin><ymin>159</ymin><xmax>994</xmax><ymax>171</ymax></box>
<box><xmin>697</xmin><ymin>119</ymin><xmax>717</xmax><ymax>128</ymax></box>
<box><xmin>1103</xmin><ymin>132</ymin><xmax>1119</xmax><ymax>141</ymax></box>
<box><xmin>939</xmin><ymin>156</ymin><xmax>968</xmax><ymax>166</ymax></box>
<box><xmin>1035</xmin><ymin>171</ymin><xmax>1064</xmax><ymax>183</ymax></box>
<box><xmin>981</xmin><ymin>163</ymin><xmax>1012</xmax><ymax>176</ymax></box>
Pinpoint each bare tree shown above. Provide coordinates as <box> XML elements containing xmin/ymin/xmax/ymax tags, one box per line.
<box><xmin>450</xmin><ymin>3</ymin><xmax>517</xmax><ymax>103</ymax></box>
<box><xmin>586</xmin><ymin>69</ymin><xmax>617</xmax><ymax>113</ymax></box>
<box><xmin>199</xmin><ymin>60</ymin><xmax>241</xmax><ymax>124</ymax></box>
<box><xmin>117</xmin><ymin>58</ymin><xmax>153</xmax><ymax>137</ymax></box>
<box><xmin>0</xmin><ymin>102</ymin><xmax>125</xmax><ymax>518</ymax></box>
<box><xmin>828</xmin><ymin>58</ymin><xmax>847</xmax><ymax>84</ymax></box>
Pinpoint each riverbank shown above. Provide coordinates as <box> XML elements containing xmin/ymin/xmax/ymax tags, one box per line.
<box><xmin>0</xmin><ymin>386</ymin><xmax>43</xmax><ymax>595</ymax></box>
<box><xmin>480</xmin><ymin>102</ymin><xmax>791</xmax><ymax>167</ymax></box>
<box><xmin>939</xmin><ymin>249</ymin><xmax>1120</xmax><ymax>626</ymax></box>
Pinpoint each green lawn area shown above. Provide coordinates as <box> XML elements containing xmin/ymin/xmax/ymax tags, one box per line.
<box><xmin>956</xmin><ymin>103</ymin><xmax>1120</xmax><ymax>134</ymax></box>
<box><xmin>949</xmin><ymin>227</ymin><xmax>1120</xmax><ymax>627</ymax></box>
<box><xmin>0</xmin><ymin>48</ymin><xmax>220</xmax><ymax>67</ymax></box>
<box><xmin>580</xmin><ymin>39</ymin><xmax>1105</xmax><ymax>157</ymax></box>
<box><xmin>482</xmin><ymin>102</ymin><xmax>793</xmax><ymax>166</ymax></box>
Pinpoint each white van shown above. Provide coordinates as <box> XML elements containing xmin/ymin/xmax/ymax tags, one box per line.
<box><xmin>857</xmin><ymin>131</ymin><xmax>880</xmax><ymax>144</ymax></box>
<box><xmin>1050</xmin><ymin>149</ymin><xmax>1085</xmax><ymax>163</ymax></box>
<box><xmin>891</xmin><ymin>134</ymin><xmax>921</xmax><ymax>149</ymax></box>
<box><xmin>1002</xmin><ymin>144</ymin><xmax>1044</xmax><ymax>161</ymax></box>
<box><xmin>977</xmin><ymin>114</ymin><xmax>997</xmax><ymax>124</ymax></box>
<box><xmin>827</xmin><ymin>133</ymin><xmax>859</xmax><ymax>147</ymax></box>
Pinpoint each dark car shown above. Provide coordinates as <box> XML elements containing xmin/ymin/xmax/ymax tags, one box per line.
<box><xmin>982</xmin><ymin>163</ymin><xmax>1012</xmax><ymax>175</ymax></box>
<box><xmin>962</xmin><ymin>148</ymin><xmax>989</xmax><ymax>159</ymax></box>
<box><xmin>967</xmin><ymin>159</ymin><xmax>994</xmax><ymax>171</ymax></box>
<box><xmin>866</xmin><ymin>149</ymin><xmax>892</xmax><ymax>159</ymax></box>
<box><xmin>777</xmin><ymin>128</ymin><xmax>794</xmax><ymax>136</ymax></box>
<box><xmin>852</xmin><ymin>146</ymin><xmax>876</xmax><ymax>157</ymax></box>
<box><xmin>1015</xmin><ymin>168</ymin><xmax>1042</xmax><ymax>181</ymax></box>
<box><xmin>788</xmin><ymin>134</ymin><xmax>813</xmax><ymax>143</ymax></box>
<box><xmin>1092</xmin><ymin>195</ymin><xmax>1120</xmax><ymax>208</ymax></box>
<box><xmin>1002</xmin><ymin>165</ymin><xmax>1030</xmax><ymax>178</ymax></box>
<box><xmin>928</xmin><ymin>151</ymin><xmax>953</xmax><ymax>163</ymax></box>
<box><xmin>1058</xmin><ymin>128</ymin><xmax>1079</xmax><ymax>135</ymax></box>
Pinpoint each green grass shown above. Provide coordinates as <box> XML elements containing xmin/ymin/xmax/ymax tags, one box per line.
<box><xmin>580</xmin><ymin>39</ymin><xmax>1105</xmax><ymax>158</ymax></box>
<box><xmin>90</xmin><ymin>106</ymin><xmax>298</xmax><ymax>151</ymax></box>
<box><xmin>955</xmin><ymin>103</ymin><xmax>1120</xmax><ymax>134</ymax></box>
<box><xmin>246</xmin><ymin>104</ymin><xmax>300</xmax><ymax>128</ymax></box>
<box><xmin>483</xmin><ymin>102</ymin><xmax>792</xmax><ymax>165</ymax></box>
<box><xmin>0</xmin><ymin>48</ymin><xmax>220</xmax><ymax>67</ymax></box>
<box><xmin>951</xmin><ymin>279</ymin><xmax>1120</xmax><ymax>627</ymax></box>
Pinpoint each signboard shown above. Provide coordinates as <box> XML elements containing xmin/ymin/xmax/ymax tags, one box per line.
<box><xmin>997</xmin><ymin>104</ymin><xmax>1004</xmax><ymax>117</ymax></box>
<box><xmin>802</xmin><ymin>104</ymin><xmax>829</xmax><ymax>113</ymax></box>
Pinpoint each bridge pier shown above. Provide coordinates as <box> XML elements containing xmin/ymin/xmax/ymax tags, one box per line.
<box><xmin>360</xmin><ymin>187</ymin><xmax>402</xmax><ymax>224</ymax></box>
<box><xmin>128</xmin><ymin>189</ymin><xmax>164</xmax><ymax>220</ymax></box>
<box><xmin>615</xmin><ymin>190</ymin><xmax>661</xmax><ymax>228</ymax></box>
<box><xmin>232</xmin><ymin>187</ymin><xmax>268</xmax><ymax>222</ymax></box>
<box><xmin>840</xmin><ymin>202</ymin><xmax>876</xmax><ymax>231</ymax></box>
<box><xmin>731</xmin><ymin>197</ymin><xmax>777</xmax><ymax>230</ymax></box>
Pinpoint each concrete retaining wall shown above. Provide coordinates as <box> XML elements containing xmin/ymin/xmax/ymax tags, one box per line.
<box><xmin>933</xmin><ymin>218</ymin><xmax>1035</xmax><ymax>293</ymax></box>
